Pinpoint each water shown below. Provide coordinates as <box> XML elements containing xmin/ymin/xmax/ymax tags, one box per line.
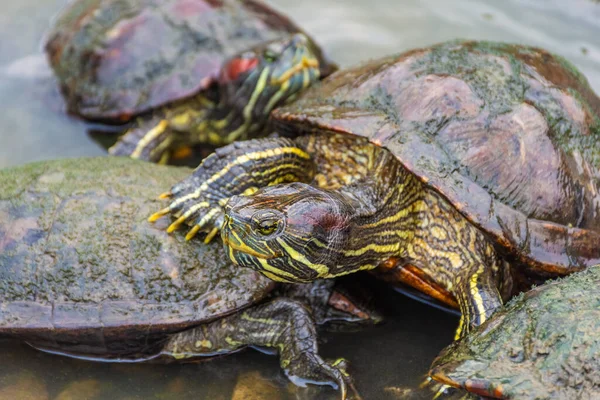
<box><xmin>0</xmin><ymin>0</ymin><xmax>599</xmax><ymax>398</ymax></box>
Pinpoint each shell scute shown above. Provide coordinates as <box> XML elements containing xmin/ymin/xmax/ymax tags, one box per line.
<box><xmin>46</xmin><ymin>0</ymin><xmax>312</xmax><ymax>120</ymax></box>
<box><xmin>0</xmin><ymin>158</ymin><xmax>275</xmax><ymax>348</ymax></box>
<box><xmin>273</xmin><ymin>40</ymin><xmax>600</xmax><ymax>272</ymax></box>
<box><xmin>430</xmin><ymin>266</ymin><xmax>600</xmax><ymax>398</ymax></box>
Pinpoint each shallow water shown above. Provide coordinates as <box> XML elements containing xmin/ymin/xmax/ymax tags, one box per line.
<box><xmin>0</xmin><ymin>0</ymin><xmax>599</xmax><ymax>399</ymax></box>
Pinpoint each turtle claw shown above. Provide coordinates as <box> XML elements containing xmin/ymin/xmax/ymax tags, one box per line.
<box><xmin>203</xmin><ymin>227</ymin><xmax>220</xmax><ymax>243</ymax></box>
<box><xmin>421</xmin><ymin>376</ymin><xmax>457</xmax><ymax>399</ymax></box>
<box><xmin>327</xmin><ymin>358</ymin><xmax>361</xmax><ymax>400</ymax></box>
<box><xmin>167</xmin><ymin>215</ymin><xmax>189</xmax><ymax>233</ymax></box>
<box><xmin>149</xmin><ymin>141</ymin><xmax>266</xmax><ymax>240</ymax></box>
<box><xmin>185</xmin><ymin>225</ymin><xmax>202</xmax><ymax>241</ymax></box>
<box><xmin>183</xmin><ymin>214</ymin><xmax>222</xmax><ymax>243</ymax></box>
<box><xmin>433</xmin><ymin>385</ymin><xmax>449</xmax><ymax>399</ymax></box>
<box><xmin>151</xmin><ymin>184</ymin><xmax>227</xmax><ymax>241</ymax></box>
<box><xmin>148</xmin><ymin>207</ymin><xmax>170</xmax><ymax>222</ymax></box>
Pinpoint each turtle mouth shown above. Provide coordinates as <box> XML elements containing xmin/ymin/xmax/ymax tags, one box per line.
<box><xmin>221</xmin><ymin>224</ymin><xmax>281</xmax><ymax>260</ymax></box>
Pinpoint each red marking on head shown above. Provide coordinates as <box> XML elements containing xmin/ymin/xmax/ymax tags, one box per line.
<box><xmin>220</xmin><ymin>57</ymin><xmax>259</xmax><ymax>84</ymax></box>
<box><xmin>319</xmin><ymin>213</ymin><xmax>348</xmax><ymax>231</ymax></box>
<box><xmin>288</xmin><ymin>209</ymin><xmax>347</xmax><ymax>233</ymax></box>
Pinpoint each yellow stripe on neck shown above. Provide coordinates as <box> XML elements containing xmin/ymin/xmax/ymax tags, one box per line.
<box><xmin>223</xmin><ymin>67</ymin><xmax>271</xmax><ymax>143</ymax></box>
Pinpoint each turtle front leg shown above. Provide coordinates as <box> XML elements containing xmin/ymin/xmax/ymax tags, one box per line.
<box><xmin>423</xmin><ymin>267</ymin><xmax>504</xmax><ymax>399</ymax></box>
<box><xmin>454</xmin><ymin>266</ymin><xmax>503</xmax><ymax>340</ymax></box>
<box><xmin>109</xmin><ymin>95</ymin><xmax>216</xmax><ymax>163</ymax></box>
<box><xmin>160</xmin><ymin>298</ymin><xmax>356</xmax><ymax>399</ymax></box>
<box><xmin>150</xmin><ymin>137</ymin><xmax>316</xmax><ymax>242</ymax></box>
<box><xmin>109</xmin><ymin>114</ymin><xmax>179</xmax><ymax>164</ymax></box>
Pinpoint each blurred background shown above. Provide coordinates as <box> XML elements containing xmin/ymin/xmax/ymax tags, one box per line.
<box><xmin>0</xmin><ymin>0</ymin><xmax>598</xmax><ymax>399</ymax></box>
<box><xmin>1</xmin><ymin>0</ymin><xmax>598</xmax><ymax>169</ymax></box>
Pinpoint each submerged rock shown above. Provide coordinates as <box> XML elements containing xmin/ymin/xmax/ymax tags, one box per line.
<box><xmin>231</xmin><ymin>371</ymin><xmax>282</xmax><ymax>400</ymax></box>
<box><xmin>0</xmin><ymin>371</ymin><xmax>48</xmax><ymax>400</ymax></box>
<box><xmin>55</xmin><ymin>379</ymin><xmax>101</xmax><ymax>400</ymax></box>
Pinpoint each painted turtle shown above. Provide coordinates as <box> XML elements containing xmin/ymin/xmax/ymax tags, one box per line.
<box><xmin>151</xmin><ymin>40</ymin><xmax>600</xmax><ymax>344</ymax></box>
<box><xmin>0</xmin><ymin>157</ymin><xmax>378</xmax><ymax>399</ymax></box>
<box><xmin>45</xmin><ymin>0</ymin><xmax>336</xmax><ymax>162</ymax></box>
<box><xmin>431</xmin><ymin>265</ymin><xmax>600</xmax><ymax>399</ymax></box>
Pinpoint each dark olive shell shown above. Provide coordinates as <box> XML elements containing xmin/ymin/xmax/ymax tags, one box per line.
<box><xmin>0</xmin><ymin>157</ymin><xmax>274</xmax><ymax>353</ymax></box>
<box><xmin>272</xmin><ymin>40</ymin><xmax>600</xmax><ymax>275</ymax></box>
<box><xmin>45</xmin><ymin>0</ymin><xmax>331</xmax><ymax>121</ymax></box>
<box><xmin>430</xmin><ymin>265</ymin><xmax>600</xmax><ymax>398</ymax></box>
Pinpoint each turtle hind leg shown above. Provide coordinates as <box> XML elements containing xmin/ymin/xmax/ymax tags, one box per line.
<box><xmin>109</xmin><ymin>114</ymin><xmax>178</xmax><ymax>164</ymax></box>
<box><xmin>160</xmin><ymin>298</ymin><xmax>357</xmax><ymax>399</ymax></box>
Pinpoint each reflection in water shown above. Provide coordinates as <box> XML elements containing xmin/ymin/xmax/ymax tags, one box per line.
<box><xmin>0</xmin><ymin>0</ymin><xmax>598</xmax><ymax>398</ymax></box>
<box><xmin>0</xmin><ymin>281</ymin><xmax>459</xmax><ymax>400</ymax></box>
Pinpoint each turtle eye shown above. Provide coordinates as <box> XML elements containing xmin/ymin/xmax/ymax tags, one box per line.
<box><xmin>252</xmin><ymin>211</ymin><xmax>282</xmax><ymax>236</ymax></box>
<box><xmin>263</xmin><ymin>49</ymin><xmax>278</xmax><ymax>63</ymax></box>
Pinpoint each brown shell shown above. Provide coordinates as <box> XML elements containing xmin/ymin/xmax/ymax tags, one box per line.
<box><xmin>0</xmin><ymin>157</ymin><xmax>274</xmax><ymax>353</ymax></box>
<box><xmin>45</xmin><ymin>0</ymin><xmax>333</xmax><ymax>122</ymax></box>
<box><xmin>272</xmin><ymin>40</ymin><xmax>600</xmax><ymax>275</ymax></box>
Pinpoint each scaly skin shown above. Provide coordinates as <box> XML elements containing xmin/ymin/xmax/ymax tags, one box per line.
<box><xmin>0</xmin><ymin>157</ymin><xmax>373</xmax><ymax>400</ymax></box>
<box><xmin>151</xmin><ymin>39</ymin><xmax>600</xmax><ymax>398</ymax></box>
<box><xmin>108</xmin><ymin>34</ymin><xmax>321</xmax><ymax>163</ymax></box>
<box><xmin>151</xmin><ymin>133</ymin><xmax>508</xmax><ymax>339</ymax></box>
<box><xmin>162</xmin><ymin>298</ymin><xmax>354</xmax><ymax>398</ymax></box>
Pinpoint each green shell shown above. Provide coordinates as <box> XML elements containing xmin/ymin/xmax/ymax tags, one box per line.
<box><xmin>45</xmin><ymin>0</ymin><xmax>331</xmax><ymax>121</ymax></box>
<box><xmin>272</xmin><ymin>40</ymin><xmax>600</xmax><ymax>275</ymax></box>
<box><xmin>0</xmin><ymin>157</ymin><xmax>274</xmax><ymax>352</ymax></box>
<box><xmin>431</xmin><ymin>265</ymin><xmax>600</xmax><ymax>398</ymax></box>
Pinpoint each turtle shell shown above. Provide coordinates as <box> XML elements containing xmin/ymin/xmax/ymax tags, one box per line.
<box><xmin>430</xmin><ymin>265</ymin><xmax>600</xmax><ymax>398</ymax></box>
<box><xmin>45</xmin><ymin>0</ymin><xmax>333</xmax><ymax>121</ymax></box>
<box><xmin>272</xmin><ymin>40</ymin><xmax>600</xmax><ymax>276</ymax></box>
<box><xmin>0</xmin><ymin>157</ymin><xmax>274</xmax><ymax>355</ymax></box>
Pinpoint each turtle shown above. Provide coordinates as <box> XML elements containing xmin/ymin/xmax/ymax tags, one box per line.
<box><xmin>430</xmin><ymin>264</ymin><xmax>600</xmax><ymax>399</ymax></box>
<box><xmin>150</xmin><ymin>40</ymin><xmax>600</xmax><ymax>345</ymax></box>
<box><xmin>44</xmin><ymin>0</ymin><xmax>336</xmax><ymax>163</ymax></box>
<box><xmin>0</xmin><ymin>157</ymin><xmax>381</xmax><ymax>399</ymax></box>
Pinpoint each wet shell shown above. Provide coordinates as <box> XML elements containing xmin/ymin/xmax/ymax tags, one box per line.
<box><xmin>45</xmin><ymin>0</ymin><xmax>329</xmax><ymax>121</ymax></box>
<box><xmin>0</xmin><ymin>157</ymin><xmax>274</xmax><ymax>354</ymax></box>
<box><xmin>272</xmin><ymin>40</ymin><xmax>600</xmax><ymax>275</ymax></box>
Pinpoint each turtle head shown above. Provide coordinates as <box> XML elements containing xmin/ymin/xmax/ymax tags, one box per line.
<box><xmin>221</xmin><ymin>183</ymin><xmax>352</xmax><ymax>283</ymax></box>
<box><xmin>218</xmin><ymin>34</ymin><xmax>323</xmax><ymax>131</ymax></box>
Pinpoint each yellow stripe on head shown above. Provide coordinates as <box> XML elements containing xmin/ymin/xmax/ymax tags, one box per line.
<box><xmin>275</xmin><ymin>238</ymin><xmax>330</xmax><ymax>278</ymax></box>
<box><xmin>256</xmin><ymin>257</ymin><xmax>298</xmax><ymax>282</ymax></box>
